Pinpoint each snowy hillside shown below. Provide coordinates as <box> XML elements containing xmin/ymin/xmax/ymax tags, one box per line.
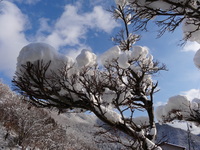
<box><xmin>49</xmin><ymin>111</ymin><xmax>123</xmax><ymax>150</ymax></box>
<box><xmin>1</xmin><ymin>108</ymin><xmax>200</xmax><ymax>150</ymax></box>
<box><xmin>51</xmin><ymin>112</ymin><xmax>200</xmax><ymax>150</ymax></box>
<box><xmin>167</xmin><ymin>121</ymin><xmax>200</xmax><ymax>135</ymax></box>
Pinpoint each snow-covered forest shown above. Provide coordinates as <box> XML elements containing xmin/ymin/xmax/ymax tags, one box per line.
<box><xmin>2</xmin><ymin>0</ymin><xmax>200</xmax><ymax>149</ymax></box>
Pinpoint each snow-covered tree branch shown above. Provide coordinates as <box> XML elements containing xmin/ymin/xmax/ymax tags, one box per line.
<box><xmin>114</xmin><ymin>0</ymin><xmax>200</xmax><ymax>42</ymax></box>
<box><xmin>12</xmin><ymin>42</ymin><xmax>165</xmax><ymax>149</ymax></box>
<box><xmin>156</xmin><ymin>95</ymin><xmax>200</xmax><ymax>126</ymax></box>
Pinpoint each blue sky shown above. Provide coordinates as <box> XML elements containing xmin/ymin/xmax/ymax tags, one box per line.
<box><xmin>0</xmin><ymin>0</ymin><xmax>200</xmax><ymax>106</ymax></box>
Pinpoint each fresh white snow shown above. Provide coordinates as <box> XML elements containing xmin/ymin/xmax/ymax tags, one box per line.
<box><xmin>17</xmin><ymin>42</ymin><xmax>71</xmax><ymax>75</ymax></box>
<box><xmin>193</xmin><ymin>49</ymin><xmax>200</xmax><ymax>69</ymax></box>
<box><xmin>76</xmin><ymin>49</ymin><xmax>97</xmax><ymax>68</ymax></box>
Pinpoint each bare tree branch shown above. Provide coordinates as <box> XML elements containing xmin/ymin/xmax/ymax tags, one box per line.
<box><xmin>113</xmin><ymin>0</ymin><xmax>200</xmax><ymax>42</ymax></box>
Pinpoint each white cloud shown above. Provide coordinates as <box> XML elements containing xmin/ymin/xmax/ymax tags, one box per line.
<box><xmin>89</xmin><ymin>6</ymin><xmax>118</xmax><ymax>33</ymax></box>
<box><xmin>180</xmin><ymin>89</ymin><xmax>200</xmax><ymax>100</ymax></box>
<box><xmin>36</xmin><ymin>18</ymin><xmax>52</xmax><ymax>34</ymax></box>
<box><xmin>0</xmin><ymin>1</ymin><xmax>28</xmax><ymax>77</ymax></box>
<box><xmin>0</xmin><ymin>2</ymin><xmax>119</xmax><ymax>78</ymax></box>
<box><xmin>182</xmin><ymin>41</ymin><xmax>200</xmax><ymax>52</ymax></box>
<box><xmin>35</xmin><ymin>4</ymin><xmax>119</xmax><ymax>50</ymax></box>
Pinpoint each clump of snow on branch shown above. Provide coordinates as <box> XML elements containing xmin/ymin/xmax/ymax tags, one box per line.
<box><xmin>17</xmin><ymin>43</ymin><xmax>57</xmax><ymax>67</ymax></box>
<box><xmin>156</xmin><ymin>95</ymin><xmax>200</xmax><ymax>124</ymax></box>
<box><xmin>131</xmin><ymin>46</ymin><xmax>148</xmax><ymax>60</ymax></box>
<box><xmin>118</xmin><ymin>52</ymin><xmax>130</xmax><ymax>69</ymax></box>
<box><xmin>101</xmin><ymin>46</ymin><xmax>120</xmax><ymax>65</ymax></box>
<box><xmin>76</xmin><ymin>49</ymin><xmax>97</xmax><ymax>68</ymax></box>
<box><xmin>96</xmin><ymin>105</ymin><xmax>123</xmax><ymax>123</ymax></box>
<box><xmin>115</xmin><ymin>0</ymin><xmax>127</xmax><ymax>7</ymax></box>
<box><xmin>101</xmin><ymin>45</ymin><xmax>153</xmax><ymax>71</ymax></box>
<box><xmin>118</xmin><ymin>0</ymin><xmax>190</xmax><ymax>12</ymax></box>
<box><xmin>191</xmin><ymin>99</ymin><xmax>199</xmax><ymax>111</ymax></box>
<box><xmin>17</xmin><ymin>43</ymin><xmax>72</xmax><ymax>75</ymax></box>
<box><xmin>183</xmin><ymin>19</ymin><xmax>200</xmax><ymax>43</ymax></box>
<box><xmin>122</xmin><ymin>0</ymin><xmax>198</xmax><ymax>12</ymax></box>
<box><xmin>102</xmin><ymin>88</ymin><xmax>116</xmax><ymax>104</ymax></box>
<box><xmin>164</xmin><ymin>95</ymin><xmax>190</xmax><ymax>113</ymax></box>
<box><xmin>193</xmin><ymin>49</ymin><xmax>200</xmax><ymax>69</ymax></box>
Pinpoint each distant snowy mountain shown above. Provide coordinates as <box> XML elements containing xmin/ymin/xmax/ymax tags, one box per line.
<box><xmin>156</xmin><ymin>123</ymin><xmax>200</xmax><ymax>150</ymax></box>
<box><xmin>167</xmin><ymin>121</ymin><xmax>200</xmax><ymax>135</ymax></box>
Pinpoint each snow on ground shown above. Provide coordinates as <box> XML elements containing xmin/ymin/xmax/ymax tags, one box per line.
<box><xmin>167</xmin><ymin>121</ymin><xmax>200</xmax><ymax>135</ymax></box>
<box><xmin>0</xmin><ymin>126</ymin><xmax>8</xmax><ymax>150</ymax></box>
<box><xmin>0</xmin><ymin>125</ymin><xmax>21</xmax><ymax>150</ymax></box>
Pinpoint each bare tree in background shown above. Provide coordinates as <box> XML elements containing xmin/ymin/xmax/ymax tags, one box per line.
<box><xmin>0</xmin><ymin>87</ymin><xmax>67</xmax><ymax>150</ymax></box>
